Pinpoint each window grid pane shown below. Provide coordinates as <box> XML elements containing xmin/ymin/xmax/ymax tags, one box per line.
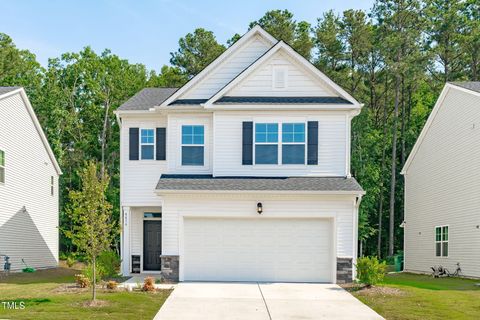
<box><xmin>282</xmin><ymin>145</ymin><xmax>305</xmax><ymax>164</ymax></box>
<box><xmin>442</xmin><ymin>242</ymin><xmax>448</xmax><ymax>257</ymax></box>
<box><xmin>436</xmin><ymin>243</ymin><xmax>441</xmax><ymax>257</ymax></box>
<box><xmin>442</xmin><ymin>226</ymin><xmax>448</xmax><ymax>241</ymax></box>
<box><xmin>255</xmin><ymin>123</ymin><xmax>278</xmax><ymax>143</ymax></box>
<box><xmin>282</xmin><ymin>123</ymin><xmax>305</xmax><ymax>143</ymax></box>
<box><xmin>255</xmin><ymin>145</ymin><xmax>278</xmax><ymax>164</ymax></box>
<box><xmin>182</xmin><ymin>146</ymin><xmax>204</xmax><ymax>166</ymax></box>
<box><xmin>0</xmin><ymin>150</ymin><xmax>4</xmax><ymax>166</ymax></box>
<box><xmin>141</xmin><ymin>129</ymin><xmax>154</xmax><ymax>144</ymax></box>
<box><xmin>182</xmin><ymin>125</ymin><xmax>204</xmax><ymax>145</ymax></box>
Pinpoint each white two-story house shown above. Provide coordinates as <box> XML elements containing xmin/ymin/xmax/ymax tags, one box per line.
<box><xmin>0</xmin><ymin>87</ymin><xmax>61</xmax><ymax>271</ymax></box>
<box><xmin>115</xmin><ymin>26</ymin><xmax>364</xmax><ymax>283</ymax></box>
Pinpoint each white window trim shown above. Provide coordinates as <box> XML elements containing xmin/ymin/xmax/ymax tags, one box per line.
<box><xmin>272</xmin><ymin>65</ymin><xmax>288</xmax><ymax>90</ymax></box>
<box><xmin>253</xmin><ymin>121</ymin><xmax>307</xmax><ymax>166</ymax></box>
<box><xmin>181</xmin><ymin>125</ymin><xmax>205</xmax><ymax>167</ymax></box>
<box><xmin>435</xmin><ymin>225</ymin><xmax>449</xmax><ymax>258</ymax></box>
<box><xmin>0</xmin><ymin>148</ymin><xmax>5</xmax><ymax>185</ymax></box>
<box><xmin>140</xmin><ymin>128</ymin><xmax>156</xmax><ymax>160</ymax></box>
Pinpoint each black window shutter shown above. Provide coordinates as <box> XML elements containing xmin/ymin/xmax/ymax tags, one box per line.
<box><xmin>129</xmin><ymin>128</ymin><xmax>139</xmax><ymax>160</ymax></box>
<box><xmin>242</xmin><ymin>122</ymin><xmax>253</xmax><ymax>165</ymax></box>
<box><xmin>307</xmin><ymin>121</ymin><xmax>318</xmax><ymax>165</ymax></box>
<box><xmin>156</xmin><ymin>128</ymin><xmax>166</xmax><ymax>160</ymax></box>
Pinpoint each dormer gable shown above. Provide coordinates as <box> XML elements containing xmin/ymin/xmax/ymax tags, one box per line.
<box><xmin>204</xmin><ymin>41</ymin><xmax>360</xmax><ymax>109</ymax></box>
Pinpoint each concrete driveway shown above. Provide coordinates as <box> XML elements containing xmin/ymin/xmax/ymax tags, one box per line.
<box><xmin>154</xmin><ymin>282</ymin><xmax>383</xmax><ymax>320</ymax></box>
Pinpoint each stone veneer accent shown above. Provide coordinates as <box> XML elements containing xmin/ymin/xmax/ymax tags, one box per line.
<box><xmin>160</xmin><ymin>255</ymin><xmax>179</xmax><ymax>282</ymax></box>
<box><xmin>337</xmin><ymin>257</ymin><xmax>353</xmax><ymax>283</ymax></box>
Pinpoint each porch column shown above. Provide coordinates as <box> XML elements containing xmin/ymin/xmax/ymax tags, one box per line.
<box><xmin>121</xmin><ymin>206</ymin><xmax>131</xmax><ymax>275</ymax></box>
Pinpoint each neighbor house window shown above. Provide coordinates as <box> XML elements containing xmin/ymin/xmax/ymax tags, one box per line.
<box><xmin>435</xmin><ymin>226</ymin><xmax>448</xmax><ymax>257</ymax></box>
<box><xmin>51</xmin><ymin>176</ymin><xmax>54</xmax><ymax>196</ymax></box>
<box><xmin>140</xmin><ymin>129</ymin><xmax>155</xmax><ymax>160</ymax></box>
<box><xmin>0</xmin><ymin>149</ymin><xmax>4</xmax><ymax>183</ymax></box>
<box><xmin>255</xmin><ymin>123</ymin><xmax>278</xmax><ymax>164</ymax></box>
<box><xmin>182</xmin><ymin>125</ymin><xmax>204</xmax><ymax>166</ymax></box>
<box><xmin>282</xmin><ymin>123</ymin><xmax>306</xmax><ymax>164</ymax></box>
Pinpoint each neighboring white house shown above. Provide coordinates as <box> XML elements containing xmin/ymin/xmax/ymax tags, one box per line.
<box><xmin>402</xmin><ymin>82</ymin><xmax>480</xmax><ymax>278</ymax></box>
<box><xmin>0</xmin><ymin>87</ymin><xmax>62</xmax><ymax>271</ymax></box>
<box><xmin>115</xmin><ymin>26</ymin><xmax>365</xmax><ymax>283</ymax></box>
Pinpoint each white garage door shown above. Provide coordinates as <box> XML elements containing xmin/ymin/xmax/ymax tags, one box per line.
<box><xmin>183</xmin><ymin>218</ymin><xmax>333</xmax><ymax>282</ymax></box>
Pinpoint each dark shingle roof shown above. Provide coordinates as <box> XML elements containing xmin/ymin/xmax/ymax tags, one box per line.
<box><xmin>450</xmin><ymin>82</ymin><xmax>480</xmax><ymax>93</ymax></box>
<box><xmin>214</xmin><ymin>96</ymin><xmax>353</xmax><ymax>104</ymax></box>
<box><xmin>155</xmin><ymin>175</ymin><xmax>364</xmax><ymax>193</ymax></box>
<box><xmin>117</xmin><ymin>88</ymin><xmax>178</xmax><ymax>110</ymax></box>
<box><xmin>0</xmin><ymin>86</ymin><xmax>21</xmax><ymax>96</ymax></box>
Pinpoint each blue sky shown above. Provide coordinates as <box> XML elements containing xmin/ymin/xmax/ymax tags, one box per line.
<box><xmin>1</xmin><ymin>0</ymin><xmax>374</xmax><ymax>72</ymax></box>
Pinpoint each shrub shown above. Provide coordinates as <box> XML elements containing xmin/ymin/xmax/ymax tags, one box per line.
<box><xmin>75</xmin><ymin>274</ymin><xmax>90</xmax><ymax>288</ymax></box>
<box><xmin>97</xmin><ymin>250</ymin><xmax>121</xmax><ymax>277</ymax></box>
<box><xmin>83</xmin><ymin>262</ymin><xmax>106</xmax><ymax>284</ymax></box>
<box><xmin>59</xmin><ymin>252</ymin><xmax>68</xmax><ymax>260</ymax></box>
<box><xmin>66</xmin><ymin>256</ymin><xmax>76</xmax><ymax>268</ymax></box>
<box><xmin>143</xmin><ymin>276</ymin><xmax>156</xmax><ymax>292</ymax></box>
<box><xmin>355</xmin><ymin>256</ymin><xmax>387</xmax><ymax>286</ymax></box>
<box><xmin>106</xmin><ymin>280</ymin><xmax>118</xmax><ymax>290</ymax></box>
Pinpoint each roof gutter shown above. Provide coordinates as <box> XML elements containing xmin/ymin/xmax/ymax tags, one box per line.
<box><xmin>155</xmin><ymin>189</ymin><xmax>366</xmax><ymax>196</ymax></box>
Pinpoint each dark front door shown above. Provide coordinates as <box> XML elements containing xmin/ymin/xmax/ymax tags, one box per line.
<box><xmin>143</xmin><ymin>220</ymin><xmax>162</xmax><ymax>270</ymax></box>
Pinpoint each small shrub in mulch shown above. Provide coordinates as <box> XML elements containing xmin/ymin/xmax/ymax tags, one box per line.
<box><xmin>106</xmin><ymin>280</ymin><xmax>118</xmax><ymax>290</ymax></box>
<box><xmin>74</xmin><ymin>274</ymin><xmax>90</xmax><ymax>288</ymax></box>
<box><xmin>142</xmin><ymin>276</ymin><xmax>156</xmax><ymax>292</ymax></box>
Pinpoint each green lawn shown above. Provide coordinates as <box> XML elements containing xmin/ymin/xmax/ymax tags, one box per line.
<box><xmin>0</xmin><ymin>268</ymin><xmax>171</xmax><ymax>320</ymax></box>
<box><xmin>351</xmin><ymin>273</ymin><xmax>480</xmax><ymax>320</ymax></box>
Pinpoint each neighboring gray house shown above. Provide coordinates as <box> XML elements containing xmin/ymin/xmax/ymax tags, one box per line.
<box><xmin>115</xmin><ymin>26</ymin><xmax>365</xmax><ymax>284</ymax></box>
<box><xmin>402</xmin><ymin>82</ymin><xmax>480</xmax><ymax>278</ymax></box>
<box><xmin>0</xmin><ymin>87</ymin><xmax>62</xmax><ymax>271</ymax></box>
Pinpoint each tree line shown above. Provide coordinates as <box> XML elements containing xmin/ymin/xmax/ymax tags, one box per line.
<box><xmin>0</xmin><ymin>0</ymin><xmax>478</xmax><ymax>258</ymax></box>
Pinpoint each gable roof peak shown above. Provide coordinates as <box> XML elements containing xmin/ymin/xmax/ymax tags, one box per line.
<box><xmin>159</xmin><ymin>25</ymin><xmax>277</xmax><ymax>108</ymax></box>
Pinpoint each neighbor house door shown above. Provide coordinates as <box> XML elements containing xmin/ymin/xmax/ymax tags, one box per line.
<box><xmin>143</xmin><ymin>220</ymin><xmax>162</xmax><ymax>270</ymax></box>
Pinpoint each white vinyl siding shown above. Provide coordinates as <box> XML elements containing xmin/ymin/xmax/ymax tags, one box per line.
<box><xmin>228</xmin><ymin>51</ymin><xmax>335</xmax><ymax>97</ymax></box>
<box><xmin>120</xmin><ymin>117</ymin><xmax>168</xmax><ymax>206</ymax></box>
<box><xmin>182</xmin><ymin>36</ymin><xmax>271</xmax><ymax>99</ymax></box>
<box><xmin>213</xmin><ymin>111</ymin><xmax>348</xmax><ymax>177</ymax></box>
<box><xmin>404</xmin><ymin>87</ymin><xmax>480</xmax><ymax>278</ymax></box>
<box><xmin>0</xmin><ymin>92</ymin><xmax>59</xmax><ymax>271</ymax></box>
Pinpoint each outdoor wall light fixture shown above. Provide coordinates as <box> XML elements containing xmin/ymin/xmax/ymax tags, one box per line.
<box><xmin>257</xmin><ymin>202</ymin><xmax>263</xmax><ymax>214</ymax></box>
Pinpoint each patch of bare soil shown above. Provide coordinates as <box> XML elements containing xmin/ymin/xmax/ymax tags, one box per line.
<box><xmin>52</xmin><ymin>284</ymin><xmax>89</xmax><ymax>294</ymax></box>
<box><xmin>341</xmin><ymin>283</ymin><xmax>405</xmax><ymax>296</ymax></box>
<box><xmin>80</xmin><ymin>299</ymin><xmax>110</xmax><ymax>308</ymax></box>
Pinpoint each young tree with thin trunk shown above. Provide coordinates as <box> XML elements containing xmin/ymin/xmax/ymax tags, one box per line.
<box><xmin>67</xmin><ymin>161</ymin><xmax>114</xmax><ymax>302</ymax></box>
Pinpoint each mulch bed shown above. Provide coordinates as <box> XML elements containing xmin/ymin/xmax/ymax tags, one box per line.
<box><xmin>341</xmin><ymin>283</ymin><xmax>405</xmax><ymax>296</ymax></box>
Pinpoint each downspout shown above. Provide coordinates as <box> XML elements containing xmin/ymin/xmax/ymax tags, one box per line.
<box><xmin>353</xmin><ymin>194</ymin><xmax>363</xmax><ymax>280</ymax></box>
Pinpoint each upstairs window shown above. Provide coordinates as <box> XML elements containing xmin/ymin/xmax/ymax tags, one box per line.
<box><xmin>51</xmin><ymin>176</ymin><xmax>54</xmax><ymax>196</ymax></box>
<box><xmin>273</xmin><ymin>66</ymin><xmax>287</xmax><ymax>89</ymax></box>
<box><xmin>140</xmin><ymin>129</ymin><xmax>155</xmax><ymax>160</ymax></box>
<box><xmin>282</xmin><ymin>123</ymin><xmax>306</xmax><ymax>164</ymax></box>
<box><xmin>255</xmin><ymin>123</ymin><xmax>278</xmax><ymax>164</ymax></box>
<box><xmin>435</xmin><ymin>226</ymin><xmax>449</xmax><ymax>257</ymax></box>
<box><xmin>182</xmin><ymin>125</ymin><xmax>204</xmax><ymax>166</ymax></box>
<box><xmin>0</xmin><ymin>149</ymin><xmax>4</xmax><ymax>183</ymax></box>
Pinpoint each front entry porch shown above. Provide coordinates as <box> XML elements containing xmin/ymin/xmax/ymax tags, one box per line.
<box><xmin>121</xmin><ymin>207</ymin><xmax>164</xmax><ymax>276</ymax></box>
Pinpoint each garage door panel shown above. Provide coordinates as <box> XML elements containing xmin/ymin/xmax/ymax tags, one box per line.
<box><xmin>183</xmin><ymin>218</ymin><xmax>333</xmax><ymax>283</ymax></box>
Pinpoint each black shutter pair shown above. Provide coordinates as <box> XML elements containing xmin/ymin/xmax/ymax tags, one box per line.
<box><xmin>242</xmin><ymin>121</ymin><xmax>318</xmax><ymax>165</ymax></box>
<box><xmin>129</xmin><ymin>128</ymin><xmax>166</xmax><ymax>160</ymax></box>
